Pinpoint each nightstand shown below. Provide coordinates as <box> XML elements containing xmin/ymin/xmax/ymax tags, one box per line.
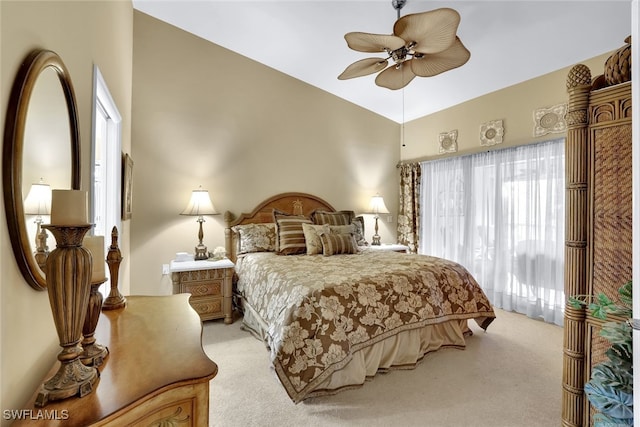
<box><xmin>170</xmin><ymin>258</ymin><xmax>235</xmax><ymax>323</ymax></box>
<box><xmin>368</xmin><ymin>244</ymin><xmax>410</xmax><ymax>253</ymax></box>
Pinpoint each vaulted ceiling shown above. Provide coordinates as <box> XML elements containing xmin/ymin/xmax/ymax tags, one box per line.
<box><xmin>132</xmin><ymin>1</ymin><xmax>632</xmax><ymax>123</ymax></box>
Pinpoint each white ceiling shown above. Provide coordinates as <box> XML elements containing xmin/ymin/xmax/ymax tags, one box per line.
<box><xmin>132</xmin><ymin>0</ymin><xmax>632</xmax><ymax>123</ymax></box>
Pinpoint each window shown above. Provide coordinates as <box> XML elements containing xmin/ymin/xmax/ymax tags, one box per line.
<box><xmin>91</xmin><ymin>66</ymin><xmax>122</xmax><ymax>296</ymax></box>
<box><xmin>420</xmin><ymin>138</ymin><xmax>565</xmax><ymax>325</ymax></box>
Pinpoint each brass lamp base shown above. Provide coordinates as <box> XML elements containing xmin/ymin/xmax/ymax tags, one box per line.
<box><xmin>194</xmin><ymin>244</ymin><xmax>209</xmax><ymax>260</ymax></box>
<box><xmin>371</xmin><ymin>216</ymin><xmax>381</xmax><ymax>245</ymax></box>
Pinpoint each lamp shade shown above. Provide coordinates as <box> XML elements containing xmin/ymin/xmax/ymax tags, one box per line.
<box><xmin>180</xmin><ymin>187</ymin><xmax>218</xmax><ymax>216</ymax></box>
<box><xmin>368</xmin><ymin>194</ymin><xmax>390</xmax><ymax>215</ymax></box>
<box><xmin>24</xmin><ymin>182</ymin><xmax>52</xmax><ymax>215</ymax></box>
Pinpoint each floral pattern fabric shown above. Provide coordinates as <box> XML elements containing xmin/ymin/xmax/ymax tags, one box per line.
<box><xmin>235</xmin><ymin>249</ymin><xmax>495</xmax><ymax>403</ymax></box>
<box><xmin>231</xmin><ymin>223</ymin><xmax>277</xmax><ymax>253</ymax></box>
<box><xmin>398</xmin><ymin>162</ymin><xmax>422</xmax><ymax>253</ymax></box>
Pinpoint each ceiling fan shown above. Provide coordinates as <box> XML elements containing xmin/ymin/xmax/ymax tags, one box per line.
<box><xmin>338</xmin><ymin>0</ymin><xmax>470</xmax><ymax>90</ymax></box>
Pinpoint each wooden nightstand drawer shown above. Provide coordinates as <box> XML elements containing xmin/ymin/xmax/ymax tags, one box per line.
<box><xmin>190</xmin><ymin>296</ymin><xmax>223</xmax><ymax>320</ymax></box>
<box><xmin>181</xmin><ymin>280</ymin><xmax>222</xmax><ymax>297</ymax></box>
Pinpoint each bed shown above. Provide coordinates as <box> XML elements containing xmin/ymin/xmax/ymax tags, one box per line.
<box><xmin>224</xmin><ymin>192</ymin><xmax>496</xmax><ymax>403</ymax></box>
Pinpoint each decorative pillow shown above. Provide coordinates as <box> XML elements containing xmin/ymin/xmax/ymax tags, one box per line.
<box><xmin>273</xmin><ymin>210</ymin><xmax>312</xmax><ymax>255</ymax></box>
<box><xmin>319</xmin><ymin>231</ymin><xmax>358</xmax><ymax>256</ymax></box>
<box><xmin>311</xmin><ymin>210</ymin><xmax>355</xmax><ymax>226</ymax></box>
<box><xmin>352</xmin><ymin>216</ymin><xmax>368</xmax><ymax>246</ymax></box>
<box><xmin>301</xmin><ymin>223</ymin><xmax>329</xmax><ymax>255</ymax></box>
<box><xmin>231</xmin><ymin>223</ymin><xmax>277</xmax><ymax>254</ymax></box>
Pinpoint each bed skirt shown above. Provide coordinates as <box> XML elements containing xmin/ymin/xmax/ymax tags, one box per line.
<box><xmin>238</xmin><ymin>296</ymin><xmax>472</xmax><ymax>401</ymax></box>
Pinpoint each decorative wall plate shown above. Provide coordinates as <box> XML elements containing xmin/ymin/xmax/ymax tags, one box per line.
<box><xmin>480</xmin><ymin>119</ymin><xmax>504</xmax><ymax>146</ymax></box>
<box><xmin>533</xmin><ymin>103</ymin><xmax>567</xmax><ymax>137</ymax></box>
<box><xmin>438</xmin><ymin>130</ymin><xmax>458</xmax><ymax>154</ymax></box>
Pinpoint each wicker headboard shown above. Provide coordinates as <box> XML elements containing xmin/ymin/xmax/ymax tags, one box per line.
<box><xmin>223</xmin><ymin>192</ymin><xmax>335</xmax><ymax>263</ymax></box>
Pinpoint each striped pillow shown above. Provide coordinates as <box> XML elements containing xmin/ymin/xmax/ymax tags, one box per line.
<box><xmin>311</xmin><ymin>210</ymin><xmax>354</xmax><ymax>226</ymax></box>
<box><xmin>274</xmin><ymin>212</ymin><xmax>312</xmax><ymax>255</ymax></box>
<box><xmin>319</xmin><ymin>231</ymin><xmax>358</xmax><ymax>256</ymax></box>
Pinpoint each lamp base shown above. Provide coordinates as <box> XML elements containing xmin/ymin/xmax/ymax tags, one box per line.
<box><xmin>194</xmin><ymin>244</ymin><xmax>208</xmax><ymax>261</ymax></box>
<box><xmin>371</xmin><ymin>216</ymin><xmax>381</xmax><ymax>245</ymax></box>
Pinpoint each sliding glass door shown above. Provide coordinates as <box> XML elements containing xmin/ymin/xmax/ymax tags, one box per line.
<box><xmin>420</xmin><ymin>138</ymin><xmax>565</xmax><ymax>325</ymax></box>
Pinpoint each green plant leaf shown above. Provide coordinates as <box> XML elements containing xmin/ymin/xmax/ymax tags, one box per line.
<box><xmin>591</xmin><ymin>361</ymin><xmax>633</xmax><ymax>394</ymax></box>
<box><xmin>593</xmin><ymin>412</ymin><xmax>633</xmax><ymax>427</ymax></box>
<box><xmin>568</xmin><ymin>296</ymin><xmax>588</xmax><ymax>309</ymax></box>
<box><xmin>618</xmin><ymin>280</ymin><xmax>633</xmax><ymax>307</ymax></box>
<box><xmin>601</xmin><ymin>320</ymin><xmax>632</xmax><ymax>345</ymax></box>
<box><xmin>605</xmin><ymin>343</ymin><xmax>633</xmax><ymax>371</ymax></box>
<box><xmin>585</xmin><ymin>379</ymin><xmax>634</xmax><ymax>420</ymax></box>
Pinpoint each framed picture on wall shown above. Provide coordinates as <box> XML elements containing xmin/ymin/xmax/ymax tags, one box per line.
<box><xmin>121</xmin><ymin>152</ymin><xmax>133</xmax><ymax>220</ymax></box>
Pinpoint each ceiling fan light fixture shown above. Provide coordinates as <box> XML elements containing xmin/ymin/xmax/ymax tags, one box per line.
<box><xmin>338</xmin><ymin>3</ymin><xmax>469</xmax><ymax>90</ymax></box>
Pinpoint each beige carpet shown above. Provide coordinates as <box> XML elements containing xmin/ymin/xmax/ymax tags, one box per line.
<box><xmin>203</xmin><ymin>308</ymin><xmax>562</xmax><ymax>427</ymax></box>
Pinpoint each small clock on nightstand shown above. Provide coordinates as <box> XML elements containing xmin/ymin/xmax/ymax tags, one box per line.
<box><xmin>169</xmin><ymin>258</ymin><xmax>235</xmax><ymax>323</ymax></box>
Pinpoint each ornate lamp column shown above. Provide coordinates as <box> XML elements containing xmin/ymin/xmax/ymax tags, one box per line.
<box><xmin>35</xmin><ymin>224</ymin><xmax>99</xmax><ymax>407</ymax></box>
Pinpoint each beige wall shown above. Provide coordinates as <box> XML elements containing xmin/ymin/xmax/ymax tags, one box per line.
<box><xmin>0</xmin><ymin>0</ymin><xmax>133</xmax><ymax>419</ymax></box>
<box><xmin>130</xmin><ymin>11</ymin><xmax>400</xmax><ymax>294</ymax></box>
<box><xmin>401</xmin><ymin>51</ymin><xmax>614</xmax><ymax>162</ymax></box>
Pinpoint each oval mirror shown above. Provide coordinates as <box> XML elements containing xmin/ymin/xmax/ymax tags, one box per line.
<box><xmin>3</xmin><ymin>49</ymin><xmax>81</xmax><ymax>290</ymax></box>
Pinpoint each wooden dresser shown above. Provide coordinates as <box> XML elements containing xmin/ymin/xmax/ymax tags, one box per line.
<box><xmin>14</xmin><ymin>295</ymin><xmax>218</xmax><ymax>426</ymax></box>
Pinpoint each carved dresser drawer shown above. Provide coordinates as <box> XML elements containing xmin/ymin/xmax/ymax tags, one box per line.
<box><xmin>170</xmin><ymin>258</ymin><xmax>235</xmax><ymax>323</ymax></box>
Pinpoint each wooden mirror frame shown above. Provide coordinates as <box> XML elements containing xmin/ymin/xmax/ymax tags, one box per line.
<box><xmin>3</xmin><ymin>49</ymin><xmax>81</xmax><ymax>290</ymax></box>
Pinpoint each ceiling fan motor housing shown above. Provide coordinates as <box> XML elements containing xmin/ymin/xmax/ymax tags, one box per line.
<box><xmin>392</xmin><ymin>0</ymin><xmax>407</xmax><ymax>12</ymax></box>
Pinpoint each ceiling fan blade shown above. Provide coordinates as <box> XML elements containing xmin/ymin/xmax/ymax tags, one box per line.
<box><xmin>375</xmin><ymin>63</ymin><xmax>416</xmax><ymax>90</ymax></box>
<box><xmin>394</xmin><ymin>8</ymin><xmax>461</xmax><ymax>54</ymax></box>
<box><xmin>338</xmin><ymin>57</ymin><xmax>389</xmax><ymax>80</ymax></box>
<box><xmin>344</xmin><ymin>32</ymin><xmax>406</xmax><ymax>53</ymax></box>
<box><xmin>410</xmin><ymin>37</ymin><xmax>471</xmax><ymax>77</ymax></box>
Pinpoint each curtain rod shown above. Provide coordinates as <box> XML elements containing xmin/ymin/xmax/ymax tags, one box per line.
<box><xmin>396</xmin><ymin>137</ymin><xmax>566</xmax><ymax>168</ymax></box>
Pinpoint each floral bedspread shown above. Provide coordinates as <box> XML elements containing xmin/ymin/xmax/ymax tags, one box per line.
<box><xmin>235</xmin><ymin>250</ymin><xmax>495</xmax><ymax>402</ymax></box>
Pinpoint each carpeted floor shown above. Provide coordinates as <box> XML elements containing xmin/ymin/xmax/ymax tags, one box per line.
<box><xmin>203</xmin><ymin>308</ymin><xmax>562</xmax><ymax>427</ymax></box>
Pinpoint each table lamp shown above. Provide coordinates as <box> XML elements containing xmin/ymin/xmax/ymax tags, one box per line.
<box><xmin>24</xmin><ymin>179</ymin><xmax>52</xmax><ymax>268</ymax></box>
<box><xmin>181</xmin><ymin>186</ymin><xmax>219</xmax><ymax>260</ymax></box>
<box><xmin>368</xmin><ymin>194</ymin><xmax>390</xmax><ymax>245</ymax></box>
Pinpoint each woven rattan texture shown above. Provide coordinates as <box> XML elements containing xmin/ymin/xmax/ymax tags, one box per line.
<box><xmin>591</xmin><ymin>124</ymin><xmax>633</xmax><ymax>301</ymax></box>
<box><xmin>589</xmin><ymin>326</ymin><xmax>611</xmax><ymax>368</ymax></box>
<box><xmin>604</xmin><ymin>37</ymin><xmax>631</xmax><ymax>85</ymax></box>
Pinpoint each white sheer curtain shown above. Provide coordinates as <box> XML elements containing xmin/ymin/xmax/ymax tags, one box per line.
<box><xmin>420</xmin><ymin>138</ymin><xmax>565</xmax><ymax>325</ymax></box>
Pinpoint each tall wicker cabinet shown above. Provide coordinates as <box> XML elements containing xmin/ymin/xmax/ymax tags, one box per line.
<box><xmin>562</xmin><ymin>37</ymin><xmax>632</xmax><ymax>427</ymax></box>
